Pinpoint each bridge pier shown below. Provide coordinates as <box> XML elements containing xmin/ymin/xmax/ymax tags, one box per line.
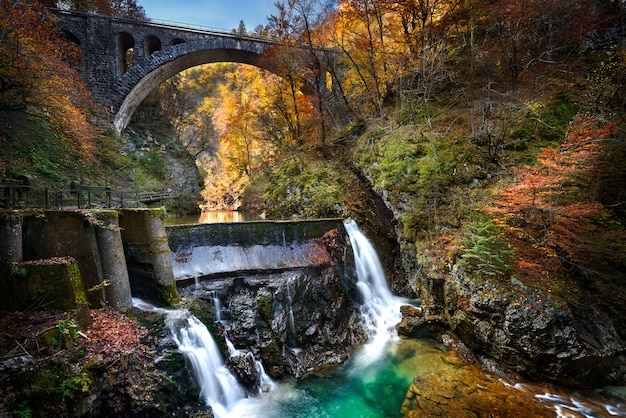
<box><xmin>118</xmin><ymin>208</ymin><xmax>179</xmax><ymax>305</ymax></box>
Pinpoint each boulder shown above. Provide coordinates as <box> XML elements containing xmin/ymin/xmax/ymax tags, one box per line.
<box><xmin>227</xmin><ymin>351</ymin><xmax>261</xmax><ymax>390</ymax></box>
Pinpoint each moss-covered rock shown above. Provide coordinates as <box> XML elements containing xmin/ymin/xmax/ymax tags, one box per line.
<box><xmin>7</xmin><ymin>257</ymin><xmax>90</xmax><ymax>327</ymax></box>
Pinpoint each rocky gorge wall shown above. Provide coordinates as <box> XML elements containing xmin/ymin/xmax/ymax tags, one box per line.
<box><xmin>339</xmin><ymin>153</ymin><xmax>626</xmax><ymax>388</ymax></box>
<box><xmin>398</xmin><ymin>242</ymin><xmax>626</xmax><ymax>388</ymax></box>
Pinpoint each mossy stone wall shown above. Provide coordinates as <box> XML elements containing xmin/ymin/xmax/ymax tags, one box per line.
<box><xmin>6</xmin><ymin>258</ymin><xmax>90</xmax><ymax>328</ymax></box>
<box><xmin>0</xmin><ymin>210</ymin><xmax>132</xmax><ymax>313</ymax></box>
<box><xmin>118</xmin><ymin>208</ymin><xmax>179</xmax><ymax>305</ymax></box>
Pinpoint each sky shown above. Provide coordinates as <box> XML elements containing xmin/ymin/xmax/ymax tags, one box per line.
<box><xmin>139</xmin><ymin>0</ymin><xmax>278</xmax><ymax>32</ymax></box>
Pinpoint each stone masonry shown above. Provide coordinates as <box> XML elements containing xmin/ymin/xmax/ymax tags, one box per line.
<box><xmin>49</xmin><ymin>9</ymin><xmax>301</xmax><ymax>133</ymax></box>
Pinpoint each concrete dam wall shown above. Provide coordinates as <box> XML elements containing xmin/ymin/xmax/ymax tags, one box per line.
<box><xmin>166</xmin><ymin>219</ymin><xmax>345</xmax><ymax>281</ymax></box>
<box><xmin>0</xmin><ymin>210</ymin><xmax>344</xmax><ymax>314</ymax></box>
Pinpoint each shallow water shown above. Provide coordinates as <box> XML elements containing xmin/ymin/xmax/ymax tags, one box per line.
<box><xmin>224</xmin><ymin>337</ymin><xmax>626</xmax><ymax>418</ymax></box>
<box><xmin>219</xmin><ymin>338</ymin><xmax>446</xmax><ymax>418</ymax></box>
<box><xmin>165</xmin><ymin>210</ymin><xmax>263</xmax><ymax>225</ymax></box>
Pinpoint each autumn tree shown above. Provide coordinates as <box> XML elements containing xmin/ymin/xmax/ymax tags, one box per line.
<box><xmin>485</xmin><ymin>116</ymin><xmax>626</xmax><ymax>283</ymax></box>
<box><xmin>324</xmin><ymin>0</ymin><xmax>463</xmax><ymax>121</ymax></box>
<box><xmin>329</xmin><ymin>0</ymin><xmax>390</xmax><ymax>118</ymax></box>
<box><xmin>265</xmin><ymin>1</ymin><xmax>311</xmax><ymax>147</ymax></box>
<box><xmin>54</xmin><ymin>0</ymin><xmax>146</xmax><ymax>19</ymax></box>
<box><xmin>483</xmin><ymin>0</ymin><xmax>616</xmax><ymax>94</ymax></box>
<box><xmin>0</xmin><ymin>1</ymin><xmax>95</xmax><ymax>158</ymax></box>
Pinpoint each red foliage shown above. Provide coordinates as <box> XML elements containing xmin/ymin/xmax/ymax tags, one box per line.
<box><xmin>0</xmin><ymin>1</ymin><xmax>96</xmax><ymax>159</ymax></box>
<box><xmin>486</xmin><ymin>116</ymin><xmax>626</xmax><ymax>283</ymax></box>
<box><xmin>81</xmin><ymin>308</ymin><xmax>163</xmax><ymax>413</ymax></box>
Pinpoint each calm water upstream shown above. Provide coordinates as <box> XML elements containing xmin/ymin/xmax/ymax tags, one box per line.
<box><xmin>165</xmin><ymin>210</ymin><xmax>264</xmax><ymax>225</ymax></box>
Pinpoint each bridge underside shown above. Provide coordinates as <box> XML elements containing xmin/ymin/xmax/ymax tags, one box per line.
<box><xmin>114</xmin><ymin>47</ymin><xmax>266</xmax><ymax>133</ymax></box>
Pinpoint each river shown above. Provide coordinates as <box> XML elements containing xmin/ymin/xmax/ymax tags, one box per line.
<box><xmin>164</xmin><ymin>210</ymin><xmax>264</xmax><ymax>225</ymax></box>
<box><xmin>153</xmin><ymin>213</ymin><xmax>626</xmax><ymax>417</ymax></box>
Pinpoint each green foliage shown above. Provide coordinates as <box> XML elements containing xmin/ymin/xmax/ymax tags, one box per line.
<box><xmin>138</xmin><ymin>150</ymin><xmax>165</xmax><ymax>180</ymax></box>
<box><xmin>251</xmin><ymin>156</ymin><xmax>351</xmax><ymax>219</ymax></box>
<box><xmin>13</xmin><ymin>400</ymin><xmax>32</xmax><ymax>418</ymax></box>
<box><xmin>56</xmin><ymin>318</ymin><xmax>78</xmax><ymax>347</ymax></box>
<box><xmin>57</xmin><ymin>371</ymin><xmax>92</xmax><ymax>399</ymax></box>
<box><xmin>511</xmin><ymin>93</ymin><xmax>578</xmax><ymax>148</ymax></box>
<box><xmin>459</xmin><ymin>219</ymin><xmax>513</xmax><ymax>280</ymax></box>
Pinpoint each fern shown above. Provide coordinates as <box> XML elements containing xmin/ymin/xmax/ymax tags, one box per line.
<box><xmin>460</xmin><ymin>220</ymin><xmax>513</xmax><ymax>280</ymax></box>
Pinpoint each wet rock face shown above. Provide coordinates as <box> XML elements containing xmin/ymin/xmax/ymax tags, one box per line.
<box><xmin>413</xmin><ymin>266</ymin><xmax>626</xmax><ymax>387</ymax></box>
<box><xmin>180</xmin><ymin>266</ymin><xmax>367</xmax><ymax>381</ymax></box>
<box><xmin>227</xmin><ymin>351</ymin><xmax>261</xmax><ymax>390</ymax></box>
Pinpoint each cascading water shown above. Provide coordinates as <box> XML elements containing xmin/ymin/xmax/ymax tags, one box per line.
<box><xmin>166</xmin><ymin>310</ymin><xmax>245</xmax><ymax>417</ymax></box>
<box><xmin>343</xmin><ymin>219</ymin><xmax>408</xmax><ymax>365</ymax></box>
<box><xmin>210</xmin><ymin>291</ymin><xmax>223</xmax><ymax>323</ymax></box>
<box><xmin>285</xmin><ymin>277</ymin><xmax>298</xmax><ymax>348</ymax></box>
<box><xmin>132</xmin><ymin>298</ymin><xmax>247</xmax><ymax>418</ymax></box>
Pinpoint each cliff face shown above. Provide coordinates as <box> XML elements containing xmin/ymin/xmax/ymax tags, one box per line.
<box><xmin>398</xmin><ymin>242</ymin><xmax>626</xmax><ymax>388</ymax></box>
<box><xmin>337</xmin><ymin>112</ymin><xmax>626</xmax><ymax>388</ymax></box>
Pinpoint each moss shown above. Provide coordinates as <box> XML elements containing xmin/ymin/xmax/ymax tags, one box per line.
<box><xmin>256</xmin><ymin>288</ymin><xmax>274</xmax><ymax>321</ymax></box>
<box><xmin>67</xmin><ymin>262</ymin><xmax>91</xmax><ymax>329</ymax></box>
<box><xmin>94</xmin><ymin>210</ymin><xmax>118</xmax><ymax>221</ymax></box>
<box><xmin>148</xmin><ymin>207</ymin><xmax>168</xmax><ymax>219</ymax></box>
<box><xmin>7</xmin><ymin>259</ymin><xmax>89</xmax><ymax>314</ymax></box>
<box><xmin>243</xmin><ymin>153</ymin><xmax>352</xmax><ymax>219</ymax></box>
<box><xmin>158</xmin><ymin>283</ymin><xmax>180</xmax><ymax>305</ymax></box>
<box><xmin>188</xmin><ymin>298</ymin><xmax>226</xmax><ymax>351</ymax></box>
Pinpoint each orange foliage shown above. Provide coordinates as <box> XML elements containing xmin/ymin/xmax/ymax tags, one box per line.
<box><xmin>0</xmin><ymin>1</ymin><xmax>96</xmax><ymax>159</ymax></box>
<box><xmin>486</xmin><ymin>116</ymin><xmax>625</xmax><ymax>282</ymax></box>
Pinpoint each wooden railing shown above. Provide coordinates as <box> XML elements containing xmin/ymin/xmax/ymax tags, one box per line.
<box><xmin>0</xmin><ymin>184</ymin><xmax>179</xmax><ymax>210</ymax></box>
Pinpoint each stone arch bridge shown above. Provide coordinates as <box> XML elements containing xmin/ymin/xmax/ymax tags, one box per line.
<box><xmin>51</xmin><ymin>9</ymin><xmax>332</xmax><ymax>133</ymax></box>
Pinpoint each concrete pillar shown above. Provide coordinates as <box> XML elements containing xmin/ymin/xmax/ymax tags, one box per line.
<box><xmin>0</xmin><ymin>213</ymin><xmax>22</xmax><ymax>266</ymax></box>
<box><xmin>119</xmin><ymin>208</ymin><xmax>179</xmax><ymax>305</ymax></box>
<box><xmin>95</xmin><ymin>212</ymin><xmax>133</xmax><ymax>312</ymax></box>
<box><xmin>0</xmin><ymin>213</ymin><xmax>23</xmax><ymax>301</ymax></box>
<box><xmin>21</xmin><ymin>211</ymin><xmax>107</xmax><ymax>308</ymax></box>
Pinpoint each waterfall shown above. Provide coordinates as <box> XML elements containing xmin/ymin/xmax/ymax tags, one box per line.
<box><xmin>344</xmin><ymin>219</ymin><xmax>406</xmax><ymax>365</ymax></box>
<box><xmin>286</xmin><ymin>278</ymin><xmax>298</xmax><ymax>348</ymax></box>
<box><xmin>210</xmin><ymin>291</ymin><xmax>223</xmax><ymax>323</ymax></box>
<box><xmin>132</xmin><ymin>298</ymin><xmax>247</xmax><ymax>418</ymax></box>
<box><xmin>166</xmin><ymin>310</ymin><xmax>245</xmax><ymax>417</ymax></box>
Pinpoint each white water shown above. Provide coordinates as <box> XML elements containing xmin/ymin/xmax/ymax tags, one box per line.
<box><xmin>343</xmin><ymin>219</ymin><xmax>409</xmax><ymax>365</ymax></box>
<box><xmin>167</xmin><ymin>310</ymin><xmax>246</xmax><ymax>417</ymax></box>
<box><xmin>210</xmin><ymin>291</ymin><xmax>223</xmax><ymax>323</ymax></box>
<box><xmin>131</xmin><ymin>298</ymin><xmax>249</xmax><ymax>418</ymax></box>
<box><xmin>286</xmin><ymin>277</ymin><xmax>298</xmax><ymax>348</ymax></box>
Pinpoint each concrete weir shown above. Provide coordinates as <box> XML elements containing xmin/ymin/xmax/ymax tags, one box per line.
<box><xmin>166</xmin><ymin>219</ymin><xmax>345</xmax><ymax>282</ymax></box>
<box><xmin>0</xmin><ymin>210</ymin><xmax>344</xmax><ymax>314</ymax></box>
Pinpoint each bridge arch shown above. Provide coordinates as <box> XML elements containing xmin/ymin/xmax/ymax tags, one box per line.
<box><xmin>49</xmin><ymin>9</ymin><xmax>330</xmax><ymax>134</ymax></box>
<box><xmin>114</xmin><ymin>38</ymin><xmax>291</xmax><ymax>133</ymax></box>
